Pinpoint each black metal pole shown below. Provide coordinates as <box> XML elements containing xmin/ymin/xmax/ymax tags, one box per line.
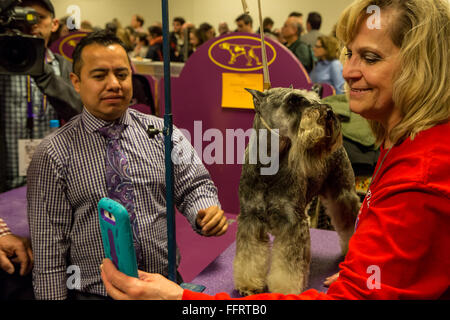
<box><xmin>161</xmin><ymin>0</ymin><xmax>176</xmax><ymax>282</ymax></box>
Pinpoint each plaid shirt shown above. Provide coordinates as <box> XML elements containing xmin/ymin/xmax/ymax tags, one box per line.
<box><xmin>27</xmin><ymin>108</ymin><xmax>219</xmax><ymax>299</ymax></box>
<box><xmin>0</xmin><ymin>49</ymin><xmax>60</xmax><ymax>191</ymax></box>
<box><xmin>0</xmin><ymin>218</ymin><xmax>11</xmax><ymax>238</ymax></box>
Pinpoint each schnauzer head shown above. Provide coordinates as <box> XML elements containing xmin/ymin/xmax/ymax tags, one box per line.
<box><xmin>246</xmin><ymin>87</ymin><xmax>342</xmax><ymax>174</ymax></box>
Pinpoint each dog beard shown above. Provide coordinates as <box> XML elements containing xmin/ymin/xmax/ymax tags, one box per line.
<box><xmin>288</xmin><ymin>108</ymin><xmax>342</xmax><ymax>177</ymax></box>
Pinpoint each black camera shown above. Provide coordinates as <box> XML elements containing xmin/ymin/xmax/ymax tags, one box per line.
<box><xmin>0</xmin><ymin>0</ymin><xmax>45</xmax><ymax>76</ymax></box>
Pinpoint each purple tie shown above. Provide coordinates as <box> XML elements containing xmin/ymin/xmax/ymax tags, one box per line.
<box><xmin>98</xmin><ymin>123</ymin><xmax>143</xmax><ymax>266</ymax></box>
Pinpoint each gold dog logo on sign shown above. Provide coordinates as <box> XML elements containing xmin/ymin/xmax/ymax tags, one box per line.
<box><xmin>219</xmin><ymin>43</ymin><xmax>262</xmax><ymax>66</ymax></box>
<box><xmin>208</xmin><ymin>35</ymin><xmax>277</xmax><ymax>72</ymax></box>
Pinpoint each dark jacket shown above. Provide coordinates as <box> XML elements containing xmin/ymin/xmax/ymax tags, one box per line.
<box><xmin>33</xmin><ymin>53</ymin><xmax>83</xmax><ymax>120</ymax></box>
<box><xmin>286</xmin><ymin>38</ymin><xmax>315</xmax><ymax>73</ymax></box>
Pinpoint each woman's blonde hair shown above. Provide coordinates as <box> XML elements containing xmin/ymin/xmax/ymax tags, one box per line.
<box><xmin>336</xmin><ymin>0</ymin><xmax>450</xmax><ymax>146</ymax></box>
<box><xmin>317</xmin><ymin>35</ymin><xmax>341</xmax><ymax>61</ymax></box>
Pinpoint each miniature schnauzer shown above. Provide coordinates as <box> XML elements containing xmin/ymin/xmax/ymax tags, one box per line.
<box><xmin>233</xmin><ymin>87</ymin><xmax>360</xmax><ymax>296</ymax></box>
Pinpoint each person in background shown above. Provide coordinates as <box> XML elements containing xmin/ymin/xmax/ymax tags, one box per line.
<box><xmin>169</xmin><ymin>16</ymin><xmax>186</xmax><ymax>62</ymax></box>
<box><xmin>257</xmin><ymin>17</ymin><xmax>277</xmax><ymax>41</ymax></box>
<box><xmin>130</xmin><ymin>14</ymin><xmax>145</xmax><ymax>33</ymax></box>
<box><xmin>0</xmin><ymin>0</ymin><xmax>82</xmax><ymax>193</ymax></box>
<box><xmin>80</xmin><ymin>20</ymin><xmax>94</xmax><ymax>32</ymax></box>
<box><xmin>288</xmin><ymin>11</ymin><xmax>304</xmax><ymax>35</ymax></box>
<box><xmin>145</xmin><ymin>26</ymin><xmax>163</xmax><ymax>61</ymax></box>
<box><xmin>235</xmin><ymin>14</ymin><xmax>254</xmax><ymax>34</ymax></box>
<box><xmin>301</xmin><ymin>12</ymin><xmax>324</xmax><ymax>48</ymax></box>
<box><xmin>189</xmin><ymin>28</ymin><xmax>201</xmax><ymax>50</ymax></box>
<box><xmin>189</xmin><ymin>27</ymin><xmax>210</xmax><ymax>54</ymax></box>
<box><xmin>281</xmin><ymin>16</ymin><xmax>314</xmax><ymax>73</ymax></box>
<box><xmin>48</xmin><ymin>15</ymin><xmax>70</xmax><ymax>45</ymax></box>
<box><xmin>198</xmin><ymin>22</ymin><xmax>216</xmax><ymax>42</ymax></box>
<box><xmin>178</xmin><ymin>22</ymin><xmax>196</xmax><ymax>61</ymax></box>
<box><xmin>310</xmin><ymin>35</ymin><xmax>345</xmax><ymax>94</ymax></box>
<box><xmin>130</xmin><ymin>32</ymin><xmax>149</xmax><ymax>58</ymax></box>
<box><xmin>218</xmin><ymin>22</ymin><xmax>230</xmax><ymax>36</ymax></box>
<box><xmin>101</xmin><ymin>0</ymin><xmax>450</xmax><ymax>300</ymax></box>
<box><xmin>124</xmin><ymin>26</ymin><xmax>137</xmax><ymax>48</ymax></box>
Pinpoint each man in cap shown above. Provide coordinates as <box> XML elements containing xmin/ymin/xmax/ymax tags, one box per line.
<box><xmin>0</xmin><ymin>0</ymin><xmax>82</xmax><ymax>192</ymax></box>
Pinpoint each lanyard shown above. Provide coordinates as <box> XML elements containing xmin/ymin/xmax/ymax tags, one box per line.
<box><xmin>26</xmin><ymin>75</ymin><xmax>48</xmax><ymax>139</ymax></box>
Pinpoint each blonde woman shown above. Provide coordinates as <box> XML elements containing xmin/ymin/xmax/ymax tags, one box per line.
<box><xmin>310</xmin><ymin>35</ymin><xmax>346</xmax><ymax>94</ymax></box>
<box><xmin>101</xmin><ymin>0</ymin><xmax>450</xmax><ymax>300</ymax></box>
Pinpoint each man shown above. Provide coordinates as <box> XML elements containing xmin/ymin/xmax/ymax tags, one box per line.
<box><xmin>0</xmin><ymin>0</ymin><xmax>83</xmax><ymax>192</ymax></box>
<box><xmin>169</xmin><ymin>16</ymin><xmax>185</xmax><ymax>61</ymax></box>
<box><xmin>146</xmin><ymin>25</ymin><xmax>164</xmax><ymax>61</ymax></box>
<box><xmin>235</xmin><ymin>14</ymin><xmax>254</xmax><ymax>33</ymax></box>
<box><xmin>281</xmin><ymin>16</ymin><xmax>314</xmax><ymax>73</ymax></box>
<box><xmin>130</xmin><ymin>14</ymin><xmax>145</xmax><ymax>33</ymax></box>
<box><xmin>288</xmin><ymin>11</ymin><xmax>304</xmax><ymax>35</ymax></box>
<box><xmin>301</xmin><ymin>12</ymin><xmax>324</xmax><ymax>48</ymax></box>
<box><xmin>27</xmin><ymin>30</ymin><xmax>228</xmax><ymax>300</ymax></box>
<box><xmin>218</xmin><ymin>22</ymin><xmax>230</xmax><ymax>36</ymax></box>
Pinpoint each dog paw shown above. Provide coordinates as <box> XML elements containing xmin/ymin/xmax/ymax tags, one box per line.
<box><xmin>236</xmin><ymin>286</ymin><xmax>265</xmax><ymax>297</ymax></box>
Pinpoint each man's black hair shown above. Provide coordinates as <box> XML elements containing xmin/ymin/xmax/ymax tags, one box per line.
<box><xmin>235</xmin><ymin>14</ymin><xmax>253</xmax><ymax>26</ymax></box>
<box><xmin>135</xmin><ymin>14</ymin><xmax>144</xmax><ymax>27</ymax></box>
<box><xmin>289</xmin><ymin>11</ymin><xmax>303</xmax><ymax>18</ymax></box>
<box><xmin>173</xmin><ymin>16</ymin><xmax>185</xmax><ymax>25</ymax></box>
<box><xmin>307</xmin><ymin>12</ymin><xmax>322</xmax><ymax>30</ymax></box>
<box><xmin>262</xmin><ymin>17</ymin><xmax>274</xmax><ymax>29</ymax></box>
<box><xmin>72</xmin><ymin>30</ymin><xmax>128</xmax><ymax>76</ymax></box>
<box><xmin>148</xmin><ymin>25</ymin><xmax>163</xmax><ymax>37</ymax></box>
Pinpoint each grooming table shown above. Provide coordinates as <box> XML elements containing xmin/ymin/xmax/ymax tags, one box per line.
<box><xmin>192</xmin><ymin>228</ymin><xmax>343</xmax><ymax>297</ymax></box>
<box><xmin>1</xmin><ymin>187</ymin><xmax>344</xmax><ymax>297</ymax></box>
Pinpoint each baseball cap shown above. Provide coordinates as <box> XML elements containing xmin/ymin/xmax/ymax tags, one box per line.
<box><xmin>20</xmin><ymin>0</ymin><xmax>55</xmax><ymax>16</ymax></box>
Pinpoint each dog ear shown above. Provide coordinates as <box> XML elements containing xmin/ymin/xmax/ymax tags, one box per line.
<box><xmin>245</xmin><ymin>88</ymin><xmax>265</xmax><ymax>109</ymax></box>
<box><xmin>284</xmin><ymin>92</ymin><xmax>309</xmax><ymax>109</ymax></box>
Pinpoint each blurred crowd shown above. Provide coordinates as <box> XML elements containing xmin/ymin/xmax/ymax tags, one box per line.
<box><xmin>50</xmin><ymin>11</ymin><xmax>345</xmax><ymax>92</ymax></box>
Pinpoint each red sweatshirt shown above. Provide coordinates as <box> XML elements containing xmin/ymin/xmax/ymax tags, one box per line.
<box><xmin>183</xmin><ymin>122</ymin><xmax>450</xmax><ymax>300</ymax></box>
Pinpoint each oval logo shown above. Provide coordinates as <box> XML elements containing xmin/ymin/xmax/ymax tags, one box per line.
<box><xmin>208</xmin><ymin>35</ymin><xmax>277</xmax><ymax>72</ymax></box>
<box><xmin>57</xmin><ymin>32</ymin><xmax>89</xmax><ymax>62</ymax></box>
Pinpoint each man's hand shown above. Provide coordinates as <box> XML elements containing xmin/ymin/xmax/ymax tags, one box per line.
<box><xmin>0</xmin><ymin>234</ymin><xmax>33</xmax><ymax>276</ymax></box>
<box><xmin>196</xmin><ymin>206</ymin><xmax>228</xmax><ymax>237</ymax></box>
<box><xmin>101</xmin><ymin>259</ymin><xmax>183</xmax><ymax>300</ymax></box>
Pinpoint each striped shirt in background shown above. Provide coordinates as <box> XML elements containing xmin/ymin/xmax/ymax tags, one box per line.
<box><xmin>27</xmin><ymin>108</ymin><xmax>220</xmax><ymax>299</ymax></box>
<box><xmin>0</xmin><ymin>218</ymin><xmax>12</xmax><ymax>237</ymax></box>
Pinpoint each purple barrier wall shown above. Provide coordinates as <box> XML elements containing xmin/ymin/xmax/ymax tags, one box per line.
<box><xmin>159</xmin><ymin>33</ymin><xmax>314</xmax><ymax>214</ymax></box>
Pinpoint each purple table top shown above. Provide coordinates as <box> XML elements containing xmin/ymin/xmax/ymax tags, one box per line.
<box><xmin>192</xmin><ymin>228</ymin><xmax>343</xmax><ymax>297</ymax></box>
<box><xmin>1</xmin><ymin>187</ymin><xmax>343</xmax><ymax>297</ymax></box>
<box><xmin>0</xmin><ymin>186</ymin><xmax>28</xmax><ymax>238</ymax></box>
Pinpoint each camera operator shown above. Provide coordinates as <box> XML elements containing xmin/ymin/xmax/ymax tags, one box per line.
<box><xmin>0</xmin><ymin>0</ymin><xmax>83</xmax><ymax>193</ymax></box>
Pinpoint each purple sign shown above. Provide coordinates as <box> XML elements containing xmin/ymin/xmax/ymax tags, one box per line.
<box><xmin>159</xmin><ymin>33</ymin><xmax>315</xmax><ymax>213</ymax></box>
<box><xmin>208</xmin><ymin>35</ymin><xmax>277</xmax><ymax>72</ymax></box>
<box><xmin>49</xmin><ymin>31</ymin><xmax>89</xmax><ymax>62</ymax></box>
